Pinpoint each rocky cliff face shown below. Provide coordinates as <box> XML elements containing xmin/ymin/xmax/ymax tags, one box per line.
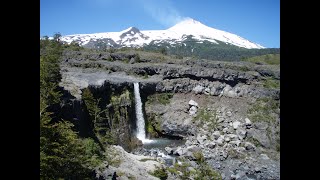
<box><xmin>60</xmin><ymin>50</ymin><xmax>279</xmax><ymax>99</ymax></box>
<box><xmin>58</xmin><ymin>80</ymin><xmax>142</xmax><ymax>152</ymax></box>
<box><xmin>144</xmin><ymin>93</ymin><xmax>279</xmax><ymax>179</ymax></box>
<box><xmin>59</xmin><ymin>49</ymin><xmax>280</xmax><ymax>180</ymax></box>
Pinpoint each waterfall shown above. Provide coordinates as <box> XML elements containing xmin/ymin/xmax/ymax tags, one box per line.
<box><xmin>133</xmin><ymin>82</ymin><xmax>152</xmax><ymax>143</ymax></box>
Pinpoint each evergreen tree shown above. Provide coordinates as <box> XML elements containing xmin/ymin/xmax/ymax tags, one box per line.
<box><xmin>40</xmin><ymin>35</ymin><xmax>103</xmax><ymax>179</ymax></box>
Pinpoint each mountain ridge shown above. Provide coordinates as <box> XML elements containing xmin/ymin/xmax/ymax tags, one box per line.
<box><xmin>60</xmin><ymin>18</ymin><xmax>264</xmax><ymax>49</ymax></box>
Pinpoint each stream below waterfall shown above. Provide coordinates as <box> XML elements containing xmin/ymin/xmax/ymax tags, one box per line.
<box><xmin>133</xmin><ymin>82</ymin><xmax>185</xmax><ymax>166</ymax></box>
<box><xmin>133</xmin><ymin>138</ymin><xmax>186</xmax><ymax>166</ymax></box>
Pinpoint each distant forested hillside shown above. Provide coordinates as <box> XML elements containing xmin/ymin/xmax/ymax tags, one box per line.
<box><xmin>142</xmin><ymin>36</ymin><xmax>279</xmax><ymax>61</ymax></box>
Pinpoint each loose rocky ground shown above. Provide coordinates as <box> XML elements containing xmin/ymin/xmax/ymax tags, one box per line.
<box><xmin>95</xmin><ymin>145</ymin><xmax>162</xmax><ymax>180</ymax></box>
<box><xmin>143</xmin><ymin>92</ymin><xmax>279</xmax><ymax>180</ymax></box>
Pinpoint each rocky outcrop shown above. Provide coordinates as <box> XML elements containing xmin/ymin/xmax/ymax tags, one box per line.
<box><xmin>60</xmin><ymin>49</ymin><xmax>279</xmax><ymax>100</ymax></box>
<box><xmin>96</xmin><ymin>145</ymin><xmax>162</xmax><ymax>180</ymax></box>
<box><xmin>144</xmin><ymin>93</ymin><xmax>280</xmax><ymax>179</ymax></box>
<box><xmin>188</xmin><ymin>100</ymin><xmax>199</xmax><ymax>115</ymax></box>
<box><xmin>59</xmin><ymin>50</ymin><xmax>280</xmax><ymax>180</ymax></box>
<box><xmin>154</xmin><ymin>79</ymin><xmax>279</xmax><ymax>99</ymax></box>
<box><xmin>87</xmin><ymin>82</ymin><xmax>146</xmax><ymax>151</ymax></box>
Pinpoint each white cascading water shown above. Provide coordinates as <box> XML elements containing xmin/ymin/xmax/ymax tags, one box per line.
<box><xmin>133</xmin><ymin>82</ymin><xmax>152</xmax><ymax>143</ymax></box>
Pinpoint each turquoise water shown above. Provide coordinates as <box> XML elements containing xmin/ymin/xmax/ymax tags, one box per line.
<box><xmin>132</xmin><ymin>138</ymin><xmax>185</xmax><ymax>166</ymax></box>
<box><xmin>142</xmin><ymin>138</ymin><xmax>185</xmax><ymax>150</ymax></box>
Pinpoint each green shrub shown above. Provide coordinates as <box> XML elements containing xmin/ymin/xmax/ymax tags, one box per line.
<box><xmin>105</xmin><ymin>56</ymin><xmax>113</xmax><ymax>61</ymax></box>
<box><xmin>238</xmin><ymin>66</ymin><xmax>250</xmax><ymax>71</ymax></box>
<box><xmin>145</xmin><ymin>113</ymin><xmax>162</xmax><ymax>137</ymax></box>
<box><xmin>107</xmin><ymin>48</ymin><xmax>115</xmax><ymax>53</ymax></box>
<box><xmin>143</xmin><ymin>72</ymin><xmax>149</xmax><ymax>79</ymax></box>
<box><xmin>193</xmin><ymin>108</ymin><xmax>217</xmax><ymax>130</ymax></box>
<box><xmin>192</xmin><ymin>151</ymin><xmax>222</xmax><ymax>180</ymax></box>
<box><xmin>247</xmin><ymin>97</ymin><xmax>279</xmax><ymax>123</ymax></box>
<box><xmin>123</xmin><ymin>58</ymin><xmax>129</xmax><ymax>63</ymax></box>
<box><xmin>167</xmin><ymin>162</ymin><xmax>191</xmax><ymax>179</ymax></box>
<box><xmin>174</xmin><ymin>54</ymin><xmax>183</xmax><ymax>59</ymax></box>
<box><xmin>134</xmin><ymin>53</ymin><xmax>141</xmax><ymax>62</ymax></box>
<box><xmin>243</xmin><ymin>54</ymin><xmax>280</xmax><ymax>65</ymax></box>
<box><xmin>160</xmin><ymin>47</ymin><xmax>167</xmax><ymax>55</ymax></box>
<box><xmin>263</xmin><ymin>77</ymin><xmax>280</xmax><ymax>89</ymax></box>
<box><xmin>150</xmin><ymin>167</ymin><xmax>168</xmax><ymax>180</ymax></box>
<box><xmin>194</xmin><ymin>163</ymin><xmax>222</xmax><ymax>180</ymax></box>
<box><xmin>139</xmin><ymin>158</ymin><xmax>156</xmax><ymax>162</ymax></box>
<box><xmin>247</xmin><ymin>137</ymin><xmax>261</xmax><ymax>147</ymax></box>
<box><xmin>105</xmin><ymin>152</ymin><xmax>122</xmax><ymax>167</ymax></box>
<box><xmin>166</xmin><ymin>167</ymin><xmax>178</xmax><ymax>174</ymax></box>
<box><xmin>147</xmin><ymin>93</ymin><xmax>173</xmax><ymax>105</ymax></box>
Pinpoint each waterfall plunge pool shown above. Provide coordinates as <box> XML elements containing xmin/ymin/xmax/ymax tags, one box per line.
<box><xmin>133</xmin><ymin>82</ymin><xmax>185</xmax><ymax>166</ymax></box>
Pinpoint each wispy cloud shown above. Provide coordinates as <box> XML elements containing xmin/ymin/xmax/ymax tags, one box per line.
<box><xmin>137</xmin><ymin>0</ymin><xmax>186</xmax><ymax>27</ymax></box>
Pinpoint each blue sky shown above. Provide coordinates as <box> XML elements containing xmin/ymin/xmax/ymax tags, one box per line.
<box><xmin>40</xmin><ymin>0</ymin><xmax>280</xmax><ymax>48</ymax></box>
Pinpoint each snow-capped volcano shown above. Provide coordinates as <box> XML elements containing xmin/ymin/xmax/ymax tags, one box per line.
<box><xmin>60</xmin><ymin>18</ymin><xmax>264</xmax><ymax>49</ymax></box>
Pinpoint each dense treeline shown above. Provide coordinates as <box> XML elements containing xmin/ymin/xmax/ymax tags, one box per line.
<box><xmin>141</xmin><ymin>36</ymin><xmax>280</xmax><ymax>61</ymax></box>
<box><xmin>243</xmin><ymin>53</ymin><xmax>280</xmax><ymax>65</ymax></box>
<box><xmin>40</xmin><ymin>34</ymin><xmax>103</xmax><ymax>179</ymax></box>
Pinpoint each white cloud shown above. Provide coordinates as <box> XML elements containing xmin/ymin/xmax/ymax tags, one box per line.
<box><xmin>137</xmin><ymin>0</ymin><xmax>185</xmax><ymax>27</ymax></box>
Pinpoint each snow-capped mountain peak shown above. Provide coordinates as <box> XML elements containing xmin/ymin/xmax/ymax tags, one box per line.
<box><xmin>175</xmin><ymin>18</ymin><xmax>202</xmax><ymax>25</ymax></box>
<box><xmin>60</xmin><ymin>18</ymin><xmax>264</xmax><ymax>49</ymax></box>
<box><xmin>119</xmin><ymin>27</ymin><xmax>141</xmax><ymax>39</ymax></box>
<box><xmin>167</xmin><ymin>18</ymin><xmax>264</xmax><ymax>49</ymax></box>
<box><xmin>119</xmin><ymin>27</ymin><xmax>149</xmax><ymax>45</ymax></box>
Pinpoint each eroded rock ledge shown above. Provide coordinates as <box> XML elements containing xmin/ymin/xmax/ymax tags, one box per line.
<box><xmin>60</xmin><ymin>53</ymin><xmax>279</xmax><ymax>101</ymax></box>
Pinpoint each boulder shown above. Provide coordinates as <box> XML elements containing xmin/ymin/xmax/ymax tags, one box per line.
<box><xmin>222</xmin><ymin>127</ymin><xmax>228</xmax><ymax>134</ymax></box>
<box><xmin>244</xmin><ymin>142</ymin><xmax>256</xmax><ymax>151</ymax></box>
<box><xmin>210</xmin><ymin>87</ymin><xmax>217</xmax><ymax>96</ymax></box>
<box><xmin>254</xmin><ymin>122</ymin><xmax>268</xmax><ymax>130</ymax></box>
<box><xmin>260</xmin><ymin>154</ymin><xmax>270</xmax><ymax>160</ymax></box>
<box><xmin>237</xmin><ymin>147</ymin><xmax>246</xmax><ymax>152</ymax></box>
<box><xmin>165</xmin><ymin>147</ymin><xmax>173</xmax><ymax>155</ymax></box>
<box><xmin>189</xmin><ymin>106</ymin><xmax>198</xmax><ymax>115</ymax></box>
<box><xmin>223</xmin><ymin>127</ymin><xmax>234</xmax><ymax>134</ymax></box>
<box><xmin>227</xmin><ymin>134</ymin><xmax>239</xmax><ymax>140</ymax></box>
<box><xmin>204</xmin><ymin>87</ymin><xmax>210</xmax><ymax>95</ymax></box>
<box><xmin>226</xmin><ymin>111</ymin><xmax>232</xmax><ymax>117</ymax></box>
<box><xmin>232</xmin><ymin>121</ymin><xmax>241</xmax><ymax>129</ymax></box>
<box><xmin>248</xmin><ymin>129</ymin><xmax>270</xmax><ymax>148</ymax></box>
<box><xmin>229</xmin><ymin>140</ymin><xmax>241</xmax><ymax>147</ymax></box>
<box><xmin>186</xmin><ymin>145</ymin><xmax>202</xmax><ymax>153</ymax></box>
<box><xmin>219</xmin><ymin>150</ymin><xmax>228</xmax><ymax>159</ymax></box>
<box><xmin>129</xmin><ymin>57</ymin><xmax>135</xmax><ymax>64</ymax></box>
<box><xmin>206</xmin><ymin>142</ymin><xmax>216</xmax><ymax>149</ymax></box>
<box><xmin>185</xmin><ymin>139</ymin><xmax>193</xmax><ymax>146</ymax></box>
<box><xmin>193</xmin><ymin>85</ymin><xmax>204</xmax><ymax>94</ymax></box>
<box><xmin>212</xmin><ymin>131</ymin><xmax>221</xmax><ymax>140</ymax></box>
<box><xmin>216</xmin><ymin>137</ymin><xmax>224</xmax><ymax>146</ymax></box>
<box><xmin>226</xmin><ymin>90</ymin><xmax>237</xmax><ymax>98</ymax></box>
<box><xmin>174</xmin><ymin>147</ymin><xmax>187</xmax><ymax>156</ymax></box>
<box><xmin>231</xmin><ymin>171</ymin><xmax>246</xmax><ymax>180</ymax></box>
<box><xmin>188</xmin><ymin>99</ymin><xmax>199</xmax><ymax>107</ymax></box>
<box><xmin>161</xmin><ymin>122</ymin><xmax>192</xmax><ymax>137</ymax></box>
<box><xmin>100</xmin><ymin>146</ymin><xmax>161</xmax><ymax>180</ymax></box>
<box><xmin>197</xmin><ymin>134</ymin><xmax>207</xmax><ymax>144</ymax></box>
<box><xmin>236</xmin><ymin>128</ymin><xmax>247</xmax><ymax>140</ymax></box>
<box><xmin>245</xmin><ymin>118</ymin><xmax>252</xmax><ymax>126</ymax></box>
<box><xmin>217</xmin><ymin>117</ymin><xmax>225</xmax><ymax>123</ymax></box>
<box><xmin>224</xmin><ymin>136</ymin><xmax>231</xmax><ymax>142</ymax></box>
